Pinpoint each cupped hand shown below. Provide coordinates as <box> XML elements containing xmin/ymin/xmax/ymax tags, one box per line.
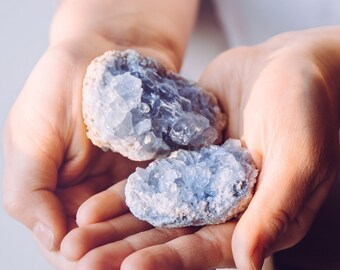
<box><xmin>2</xmin><ymin>33</ymin><xmax>176</xmax><ymax>269</ymax></box>
<box><xmin>61</xmin><ymin>179</ymin><xmax>236</xmax><ymax>270</ymax></box>
<box><xmin>204</xmin><ymin>27</ymin><xmax>340</xmax><ymax>269</ymax></box>
<box><xmin>62</xmin><ymin>27</ymin><xmax>339</xmax><ymax>270</ymax></box>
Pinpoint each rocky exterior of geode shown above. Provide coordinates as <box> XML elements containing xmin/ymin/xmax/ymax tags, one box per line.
<box><xmin>82</xmin><ymin>49</ymin><xmax>226</xmax><ymax>161</ymax></box>
<box><xmin>125</xmin><ymin>139</ymin><xmax>258</xmax><ymax>227</ymax></box>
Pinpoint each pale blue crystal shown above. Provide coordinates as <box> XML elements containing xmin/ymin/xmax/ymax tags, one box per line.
<box><xmin>125</xmin><ymin>139</ymin><xmax>258</xmax><ymax>227</ymax></box>
<box><xmin>83</xmin><ymin>50</ymin><xmax>226</xmax><ymax>161</ymax></box>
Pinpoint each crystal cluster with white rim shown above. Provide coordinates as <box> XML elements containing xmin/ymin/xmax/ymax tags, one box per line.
<box><xmin>82</xmin><ymin>50</ymin><xmax>226</xmax><ymax>161</ymax></box>
<box><xmin>125</xmin><ymin>139</ymin><xmax>258</xmax><ymax>227</ymax></box>
<box><xmin>83</xmin><ymin>50</ymin><xmax>257</xmax><ymax>227</ymax></box>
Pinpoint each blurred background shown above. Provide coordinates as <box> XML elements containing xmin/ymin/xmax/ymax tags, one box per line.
<box><xmin>0</xmin><ymin>1</ymin><xmax>227</xmax><ymax>269</ymax></box>
<box><xmin>0</xmin><ymin>1</ymin><xmax>54</xmax><ymax>269</ymax></box>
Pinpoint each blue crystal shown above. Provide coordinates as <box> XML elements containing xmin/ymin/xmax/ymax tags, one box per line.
<box><xmin>83</xmin><ymin>50</ymin><xmax>226</xmax><ymax>161</ymax></box>
<box><xmin>125</xmin><ymin>139</ymin><xmax>258</xmax><ymax>227</ymax></box>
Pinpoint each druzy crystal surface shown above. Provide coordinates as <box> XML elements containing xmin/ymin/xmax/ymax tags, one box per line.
<box><xmin>125</xmin><ymin>139</ymin><xmax>258</xmax><ymax>227</ymax></box>
<box><xmin>83</xmin><ymin>50</ymin><xmax>225</xmax><ymax>161</ymax></box>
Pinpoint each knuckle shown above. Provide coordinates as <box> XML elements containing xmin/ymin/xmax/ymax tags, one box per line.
<box><xmin>77</xmin><ymin>252</ymin><xmax>120</xmax><ymax>270</ymax></box>
<box><xmin>203</xmin><ymin>227</ymin><xmax>225</xmax><ymax>258</ymax></box>
<box><xmin>266</xmin><ymin>209</ymin><xmax>291</xmax><ymax>240</ymax></box>
<box><xmin>200</xmin><ymin>225</ymin><xmax>234</xmax><ymax>267</ymax></box>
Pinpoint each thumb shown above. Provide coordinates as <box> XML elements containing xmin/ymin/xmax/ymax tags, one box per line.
<box><xmin>3</xmin><ymin>118</ymin><xmax>67</xmax><ymax>251</ymax></box>
<box><xmin>231</xmin><ymin>143</ymin><xmax>335</xmax><ymax>270</ymax></box>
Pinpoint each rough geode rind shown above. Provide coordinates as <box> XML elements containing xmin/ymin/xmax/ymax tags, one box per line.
<box><xmin>125</xmin><ymin>139</ymin><xmax>258</xmax><ymax>227</ymax></box>
<box><xmin>82</xmin><ymin>50</ymin><xmax>226</xmax><ymax>161</ymax></box>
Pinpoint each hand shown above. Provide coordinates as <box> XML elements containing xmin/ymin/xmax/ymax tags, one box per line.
<box><xmin>204</xmin><ymin>27</ymin><xmax>340</xmax><ymax>269</ymax></box>
<box><xmin>61</xmin><ymin>180</ymin><xmax>210</xmax><ymax>269</ymax></box>
<box><xmin>2</xmin><ymin>33</ymin><xmax>175</xmax><ymax>269</ymax></box>
<box><xmin>3</xmin><ymin>0</ymin><xmax>198</xmax><ymax>268</ymax></box>
<box><xmin>63</xmin><ymin>27</ymin><xmax>339</xmax><ymax>269</ymax></box>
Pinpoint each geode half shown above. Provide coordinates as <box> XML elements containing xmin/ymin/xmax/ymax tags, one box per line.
<box><xmin>82</xmin><ymin>50</ymin><xmax>226</xmax><ymax>161</ymax></box>
<box><xmin>125</xmin><ymin>139</ymin><xmax>258</xmax><ymax>227</ymax></box>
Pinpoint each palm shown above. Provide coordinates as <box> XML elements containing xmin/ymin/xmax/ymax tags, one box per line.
<box><xmin>200</xmin><ymin>44</ymin><xmax>338</xmax><ymax>265</ymax></box>
<box><xmin>30</xmin><ymin>46</ymin><xmax>144</xmax><ymax>216</ymax></box>
<box><xmin>42</xmin><ymin>33</ymin><xmax>339</xmax><ymax>270</ymax></box>
<box><xmin>49</xmin><ymin>152</ymin><xmax>142</xmax><ymax>268</ymax></box>
<box><xmin>3</xmin><ymin>39</ymin><xmax>147</xmax><ymax>268</ymax></box>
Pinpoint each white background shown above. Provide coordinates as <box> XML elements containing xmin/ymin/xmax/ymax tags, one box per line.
<box><xmin>0</xmin><ymin>1</ymin><xmax>227</xmax><ymax>269</ymax></box>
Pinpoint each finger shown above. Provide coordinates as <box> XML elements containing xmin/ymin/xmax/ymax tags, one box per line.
<box><xmin>121</xmin><ymin>222</ymin><xmax>236</xmax><ymax>270</ymax></box>
<box><xmin>57</xmin><ymin>174</ymin><xmax>122</xmax><ymax>219</ymax></box>
<box><xmin>61</xmin><ymin>213</ymin><xmax>152</xmax><ymax>260</ymax></box>
<box><xmin>39</xmin><ymin>249</ymin><xmax>77</xmax><ymax>270</ymax></box>
<box><xmin>76</xmin><ymin>180</ymin><xmax>128</xmax><ymax>226</ymax></box>
<box><xmin>2</xmin><ymin>54</ymin><xmax>77</xmax><ymax>251</ymax></box>
<box><xmin>232</xmin><ymin>143</ymin><xmax>336</xmax><ymax>269</ymax></box>
<box><xmin>268</xmin><ymin>177</ymin><xmax>336</xmax><ymax>252</ymax></box>
<box><xmin>3</xmin><ymin>127</ymin><xmax>66</xmax><ymax>251</ymax></box>
<box><xmin>75</xmin><ymin>226</ymin><xmax>197</xmax><ymax>270</ymax></box>
<box><xmin>232</xmin><ymin>68</ymin><xmax>339</xmax><ymax>269</ymax></box>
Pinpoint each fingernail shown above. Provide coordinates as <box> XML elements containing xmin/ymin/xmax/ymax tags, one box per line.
<box><xmin>33</xmin><ymin>222</ymin><xmax>54</xmax><ymax>251</ymax></box>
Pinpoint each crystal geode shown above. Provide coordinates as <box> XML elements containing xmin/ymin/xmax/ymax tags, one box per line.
<box><xmin>82</xmin><ymin>50</ymin><xmax>226</xmax><ymax>161</ymax></box>
<box><xmin>125</xmin><ymin>139</ymin><xmax>258</xmax><ymax>227</ymax></box>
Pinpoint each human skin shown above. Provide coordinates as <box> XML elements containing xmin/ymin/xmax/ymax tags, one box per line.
<box><xmin>61</xmin><ymin>27</ymin><xmax>340</xmax><ymax>269</ymax></box>
<box><xmin>2</xmin><ymin>0</ymin><xmax>198</xmax><ymax>268</ymax></box>
<box><xmin>3</xmin><ymin>0</ymin><xmax>340</xmax><ymax>269</ymax></box>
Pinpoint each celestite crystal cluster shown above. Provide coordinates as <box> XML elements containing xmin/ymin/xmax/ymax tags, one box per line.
<box><xmin>125</xmin><ymin>139</ymin><xmax>258</xmax><ymax>227</ymax></box>
<box><xmin>83</xmin><ymin>50</ymin><xmax>257</xmax><ymax>227</ymax></box>
<box><xmin>83</xmin><ymin>50</ymin><xmax>226</xmax><ymax>161</ymax></box>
